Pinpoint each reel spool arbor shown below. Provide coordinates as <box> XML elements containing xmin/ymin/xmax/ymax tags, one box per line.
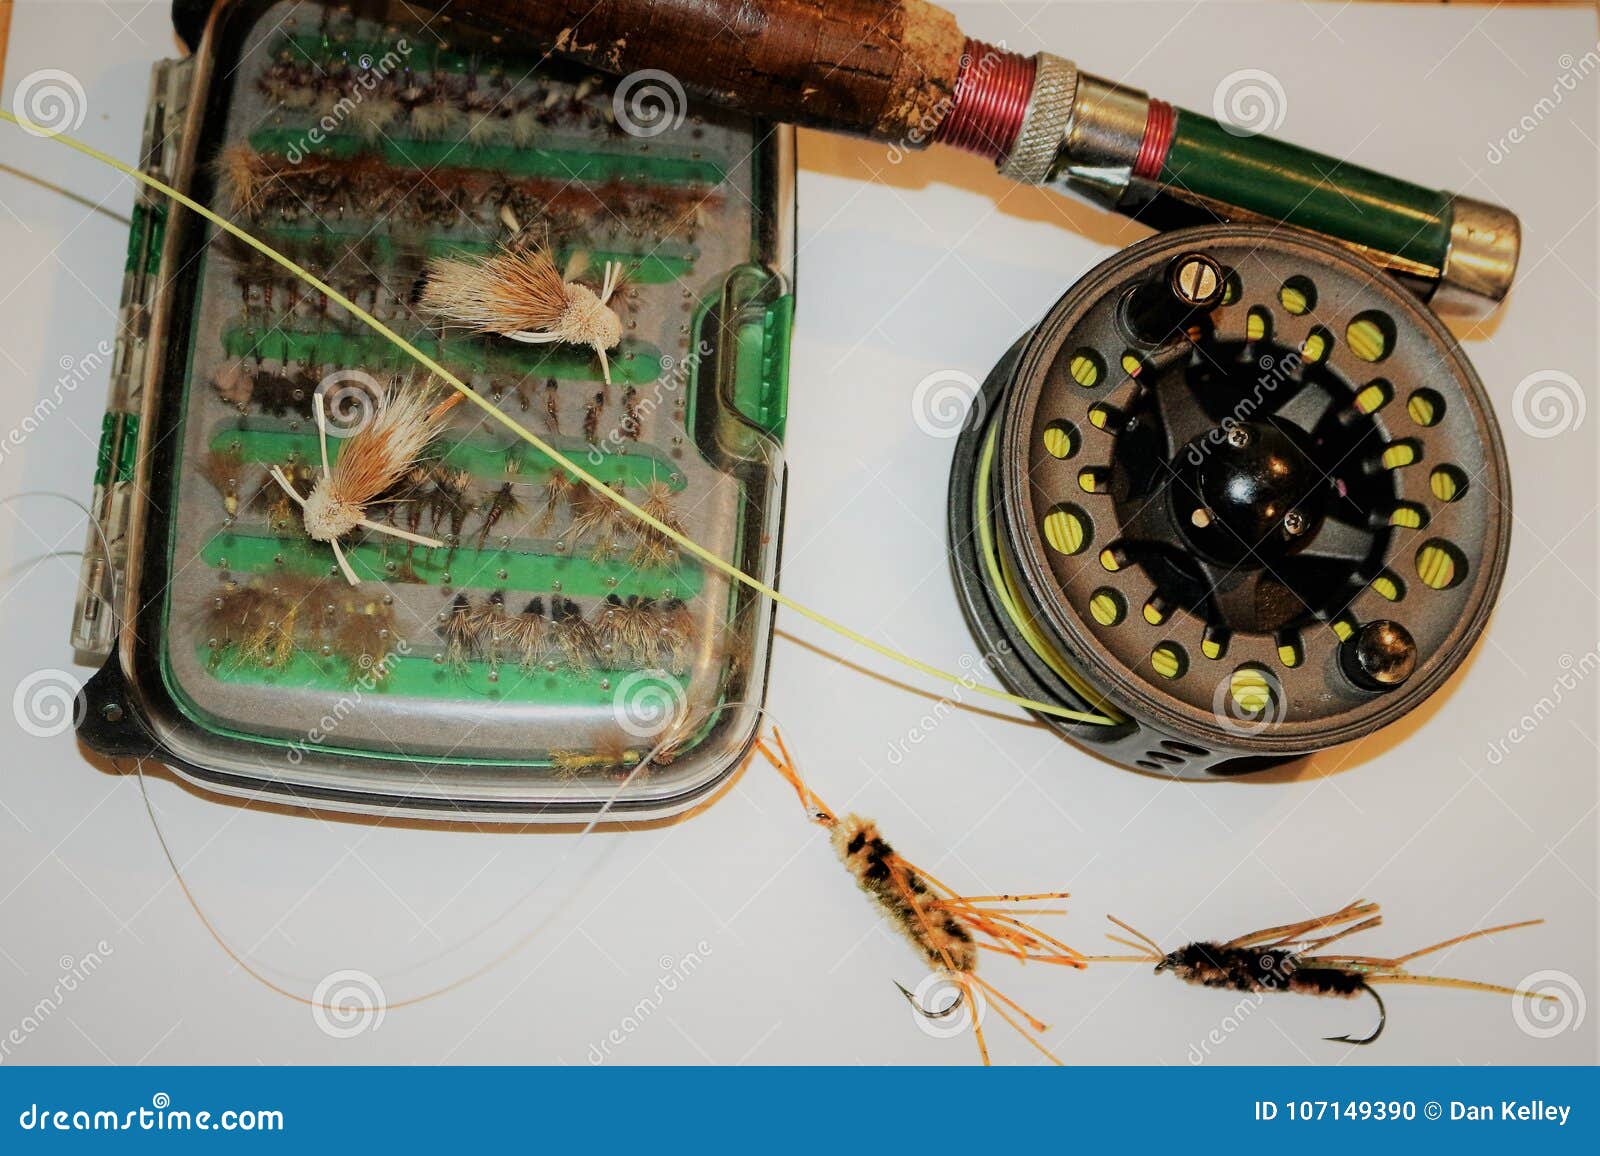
<box><xmin>950</xmin><ymin>225</ymin><xmax>1509</xmax><ymax>778</ymax></box>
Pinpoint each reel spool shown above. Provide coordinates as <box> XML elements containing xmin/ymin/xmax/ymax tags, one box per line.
<box><xmin>950</xmin><ymin>225</ymin><xmax>1510</xmax><ymax>778</ymax></box>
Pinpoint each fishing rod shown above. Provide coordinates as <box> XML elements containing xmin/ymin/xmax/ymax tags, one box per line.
<box><xmin>423</xmin><ymin>0</ymin><xmax>1518</xmax><ymax>319</ymax></box>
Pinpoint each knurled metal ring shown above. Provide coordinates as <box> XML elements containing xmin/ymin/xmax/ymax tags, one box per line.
<box><xmin>998</xmin><ymin>53</ymin><xmax>1079</xmax><ymax>185</ymax></box>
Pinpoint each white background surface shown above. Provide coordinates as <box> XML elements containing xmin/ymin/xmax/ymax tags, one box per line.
<box><xmin>0</xmin><ymin>0</ymin><xmax>1595</xmax><ymax>1066</ymax></box>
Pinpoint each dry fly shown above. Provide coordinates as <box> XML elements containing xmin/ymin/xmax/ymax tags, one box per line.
<box><xmin>1092</xmin><ymin>901</ymin><xmax>1555</xmax><ymax>1045</ymax></box>
<box><xmin>424</xmin><ymin>467</ymin><xmax>474</xmax><ymax>542</ymax></box>
<box><xmin>551</xmin><ymin>731</ymin><xmax>642</xmax><ymax>780</ymax></box>
<box><xmin>593</xmin><ymin>595</ymin><xmax>658</xmax><ymax>665</ymax></box>
<box><xmin>653</xmin><ymin>597</ymin><xmax>695</xmax><ymax>672</ymax></box>
<box><xmin>543</xmin><ymin>378</ymin><xmax>561</xmax><ymax>433</ymax></box>
<box><xmin>251</xmin><ymin>460</ymin><xmax>315</xmax><ymax>534</ymax></box>
<box><xmin>536</xmin><ymin>471</ymin><xmax>574</xmax><ymax>534</ymax></box>
<box><xmin>757</xmin><ymin>731</ymin><xmax>1084</xmax><ymax>1066</ymax></box>
<box><xmin>582</xmin><ymin>391</ymin><xmax>605</xmax><ymax>444</ymax></box>
<box><xmin>567</xmin><ymin>483</ymin><xmax>628</xmax><ymax>562</ymax></box>
<box><xmin>216</xmin><ymin>145</ymin><xmax>277</xmax><ymax>216</ymax></box>
<box><xmin>270</xmin><ymin>384</ymin><xmax>461</xmax><ymax>585</ymax></box>
<box><xmin>475</xmin><ymin>482</ymin><xmax>521</xmax><ymax>552</ymax></box>
<box><xmin>203</xmin><ymin>575</ymin><xmax>396</xmax><ymax>677</ymax></box>
<box><xmin>442</xmin><ymin>593</ymin><xmax>483</xmax><ymax>670</ymax></box>
<box><xmin>421</xmin><ymin>244</ymin><xmax>625</xmax><ymax>384</ymax></box>
<box><xmin>593</xmin><ymin>595</ymin><xmax>694</xmax><ymax>671</ymax></box>
<box><xmin>620</xmin><ymin>387</ymin><xmax>643</xmax><ymax>441</ymax></box>
<box><xmin>204</xmin><ymin>582</ymin><xmax>280</xmax><ymax>670</ymax></box>
<box><xmin>632</xmin><ymin>478</ymin><xmax>685</xmax><ymax>569</ymax></box>
<box><xmin>549</xmin><ymin>596</ymin><xmax>598</xmax><ymax>672</ymax></box>
<box><xmin>198</xmin><ymin>449</ymin><xmax>246</xmax><ymax>518</ymax></box>
<box><xmin>331</xmin><ymin>596</ymin><xmax>398</xmax><ymax>681</ymax></box>
<box><xmin>507</xmin><ymin>598</ymin><xmax>548</xmax><ymax>670</ymax></box>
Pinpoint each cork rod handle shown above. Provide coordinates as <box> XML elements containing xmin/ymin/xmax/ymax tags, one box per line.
<box><xmin>446</xmin><ymin>0</ymin><xmax>968</xmax><ymax>141</ymax></box>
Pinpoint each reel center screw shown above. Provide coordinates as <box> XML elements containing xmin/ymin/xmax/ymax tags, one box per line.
<box><xmin>1179</xmin><ymin>420</ymin><xmax>1327</xmax><ymax>565</ymax></box>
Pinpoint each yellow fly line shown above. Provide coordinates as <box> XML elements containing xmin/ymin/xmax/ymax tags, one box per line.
<box><xmin>2</xmin><ymin>110</ymin><xmax>1110</xmax><ymax>725</ymax></box>
<box><xmin>974</xmin><ymin>425</ymin><xmax>1118</xmax><ymax>725</ymax></box>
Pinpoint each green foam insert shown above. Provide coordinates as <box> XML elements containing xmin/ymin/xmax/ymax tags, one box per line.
<box><xmin>248</xmin><ymin>127</ymin><xmax>725</xmax><ymax>186</ymax></box>
<box><xmin>221</xmin><ymin>325</ymin><xmax>662</xmax><ymax>385</ymax></box>
<box><xmin>203</xmin><ymin>640</ymin><xmax>687</xmax><ymax>707</ymax></box>
<box><xmin>254</xmin><ymin>225</ymin><xmax>697</xmax><ymax>285</ymax></box>
<box><xmin>210</xmin><ymin>427</ymin><xmax>684</xmax><ymax>490</ymax></box>
<box><xmin>200</xmin><ymin>530</ymin><xmax>704</xmax><ymax>599</ymax></box>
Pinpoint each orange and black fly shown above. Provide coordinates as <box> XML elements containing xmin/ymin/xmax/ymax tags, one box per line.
<box><xmin>756</xmin><ymin>730</ymin><xmax>1084</xmax><ymax>1065</ymax></box>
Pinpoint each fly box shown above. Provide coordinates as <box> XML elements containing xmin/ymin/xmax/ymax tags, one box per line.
<box><xmin>72</xmin><ymin>0</ymin><xmax>795</xmax><ymax>821</ymax></box>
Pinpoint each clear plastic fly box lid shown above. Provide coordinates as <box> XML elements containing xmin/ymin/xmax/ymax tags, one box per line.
<box><xmin>76</xmin><ymin>0</ymin><xmax>796</xmax><ymax>821</ymax></box>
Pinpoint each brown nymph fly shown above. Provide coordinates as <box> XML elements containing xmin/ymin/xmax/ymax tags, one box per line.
<box><xmin>1096</xmin><ymin>901</ymin><xmax>1553</xmax><ymax>1045</ymax></box>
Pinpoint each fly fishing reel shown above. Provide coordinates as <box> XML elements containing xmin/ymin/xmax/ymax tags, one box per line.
<box><xmin>950</xmin><ymin>224</ymin><xmax>1510</xmax><ymax>778</ymax></box>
